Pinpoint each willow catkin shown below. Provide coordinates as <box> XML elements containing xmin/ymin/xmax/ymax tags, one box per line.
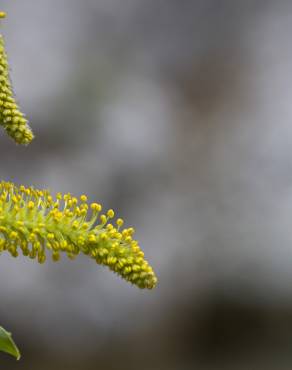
<box><xmin>0</xmin><ymin>182</ymin><xmax>157</xmax><ymax>289</ymax></box>
<box><xmin>0</xmin><ymin>32</ymin><xmax>34</xmax><ymax>144</ymax></box>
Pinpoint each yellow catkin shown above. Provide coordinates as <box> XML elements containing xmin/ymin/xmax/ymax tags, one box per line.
<box><xmin>0</xmin><ymin>182</ymin><xmax>157</xmax><ymax>289</ymax></box>
<box><xmin>0</xmin><ymin>34</ymin><xmax>34</xmax><ymax>144</ymax></box>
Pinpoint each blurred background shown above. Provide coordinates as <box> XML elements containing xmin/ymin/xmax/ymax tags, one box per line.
<box><xmin>1</xmin><ymin>0</ymin><xmax>292</xmax><ymax>369</ymax></box>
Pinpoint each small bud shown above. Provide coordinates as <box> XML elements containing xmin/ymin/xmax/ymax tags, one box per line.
<box><xmin>107</xmin><ymin>209</ymin><xmax>115</xmax><ymax>218</ymax></box>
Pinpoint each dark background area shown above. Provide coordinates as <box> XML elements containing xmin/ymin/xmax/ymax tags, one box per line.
<box><xmin>1</xmin><ymin>1</ymin><xmax>292</xmax><ymax>369</ymax></box>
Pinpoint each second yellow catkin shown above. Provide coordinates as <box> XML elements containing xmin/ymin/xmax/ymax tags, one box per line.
<box><xmin>0</xmin><ymin>34</ymin><xmax>34</xmax><ymax>145</ymax></box>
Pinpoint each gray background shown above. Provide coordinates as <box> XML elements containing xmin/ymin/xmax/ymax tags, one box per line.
<box><xmin>1</xmin><ymin>1</ymin><xmax>292</xmax><ymax>369</ymax></box>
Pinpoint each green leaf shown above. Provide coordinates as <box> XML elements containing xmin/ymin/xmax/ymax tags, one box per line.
<box><xmin>0</xmin><ymin>326</ymin><xmax>20</xmax><ymax>360</ymax></box>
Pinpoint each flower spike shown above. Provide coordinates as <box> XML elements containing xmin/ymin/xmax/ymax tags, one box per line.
<box><xmin>0</xmin><ymin>182</ymin><xmax>157</xmax><ymax>289</ymax></box>
<box><xmin>0</xmin><ymin>19</ymin><xmax>34</xmax><ymax>145</ymax></box>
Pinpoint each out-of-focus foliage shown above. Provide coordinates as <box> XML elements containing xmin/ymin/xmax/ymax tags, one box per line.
<box><xmin>0</xmin><ymin>326</ymin><xmax>20</xmax><ymax>360</ymax></box>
